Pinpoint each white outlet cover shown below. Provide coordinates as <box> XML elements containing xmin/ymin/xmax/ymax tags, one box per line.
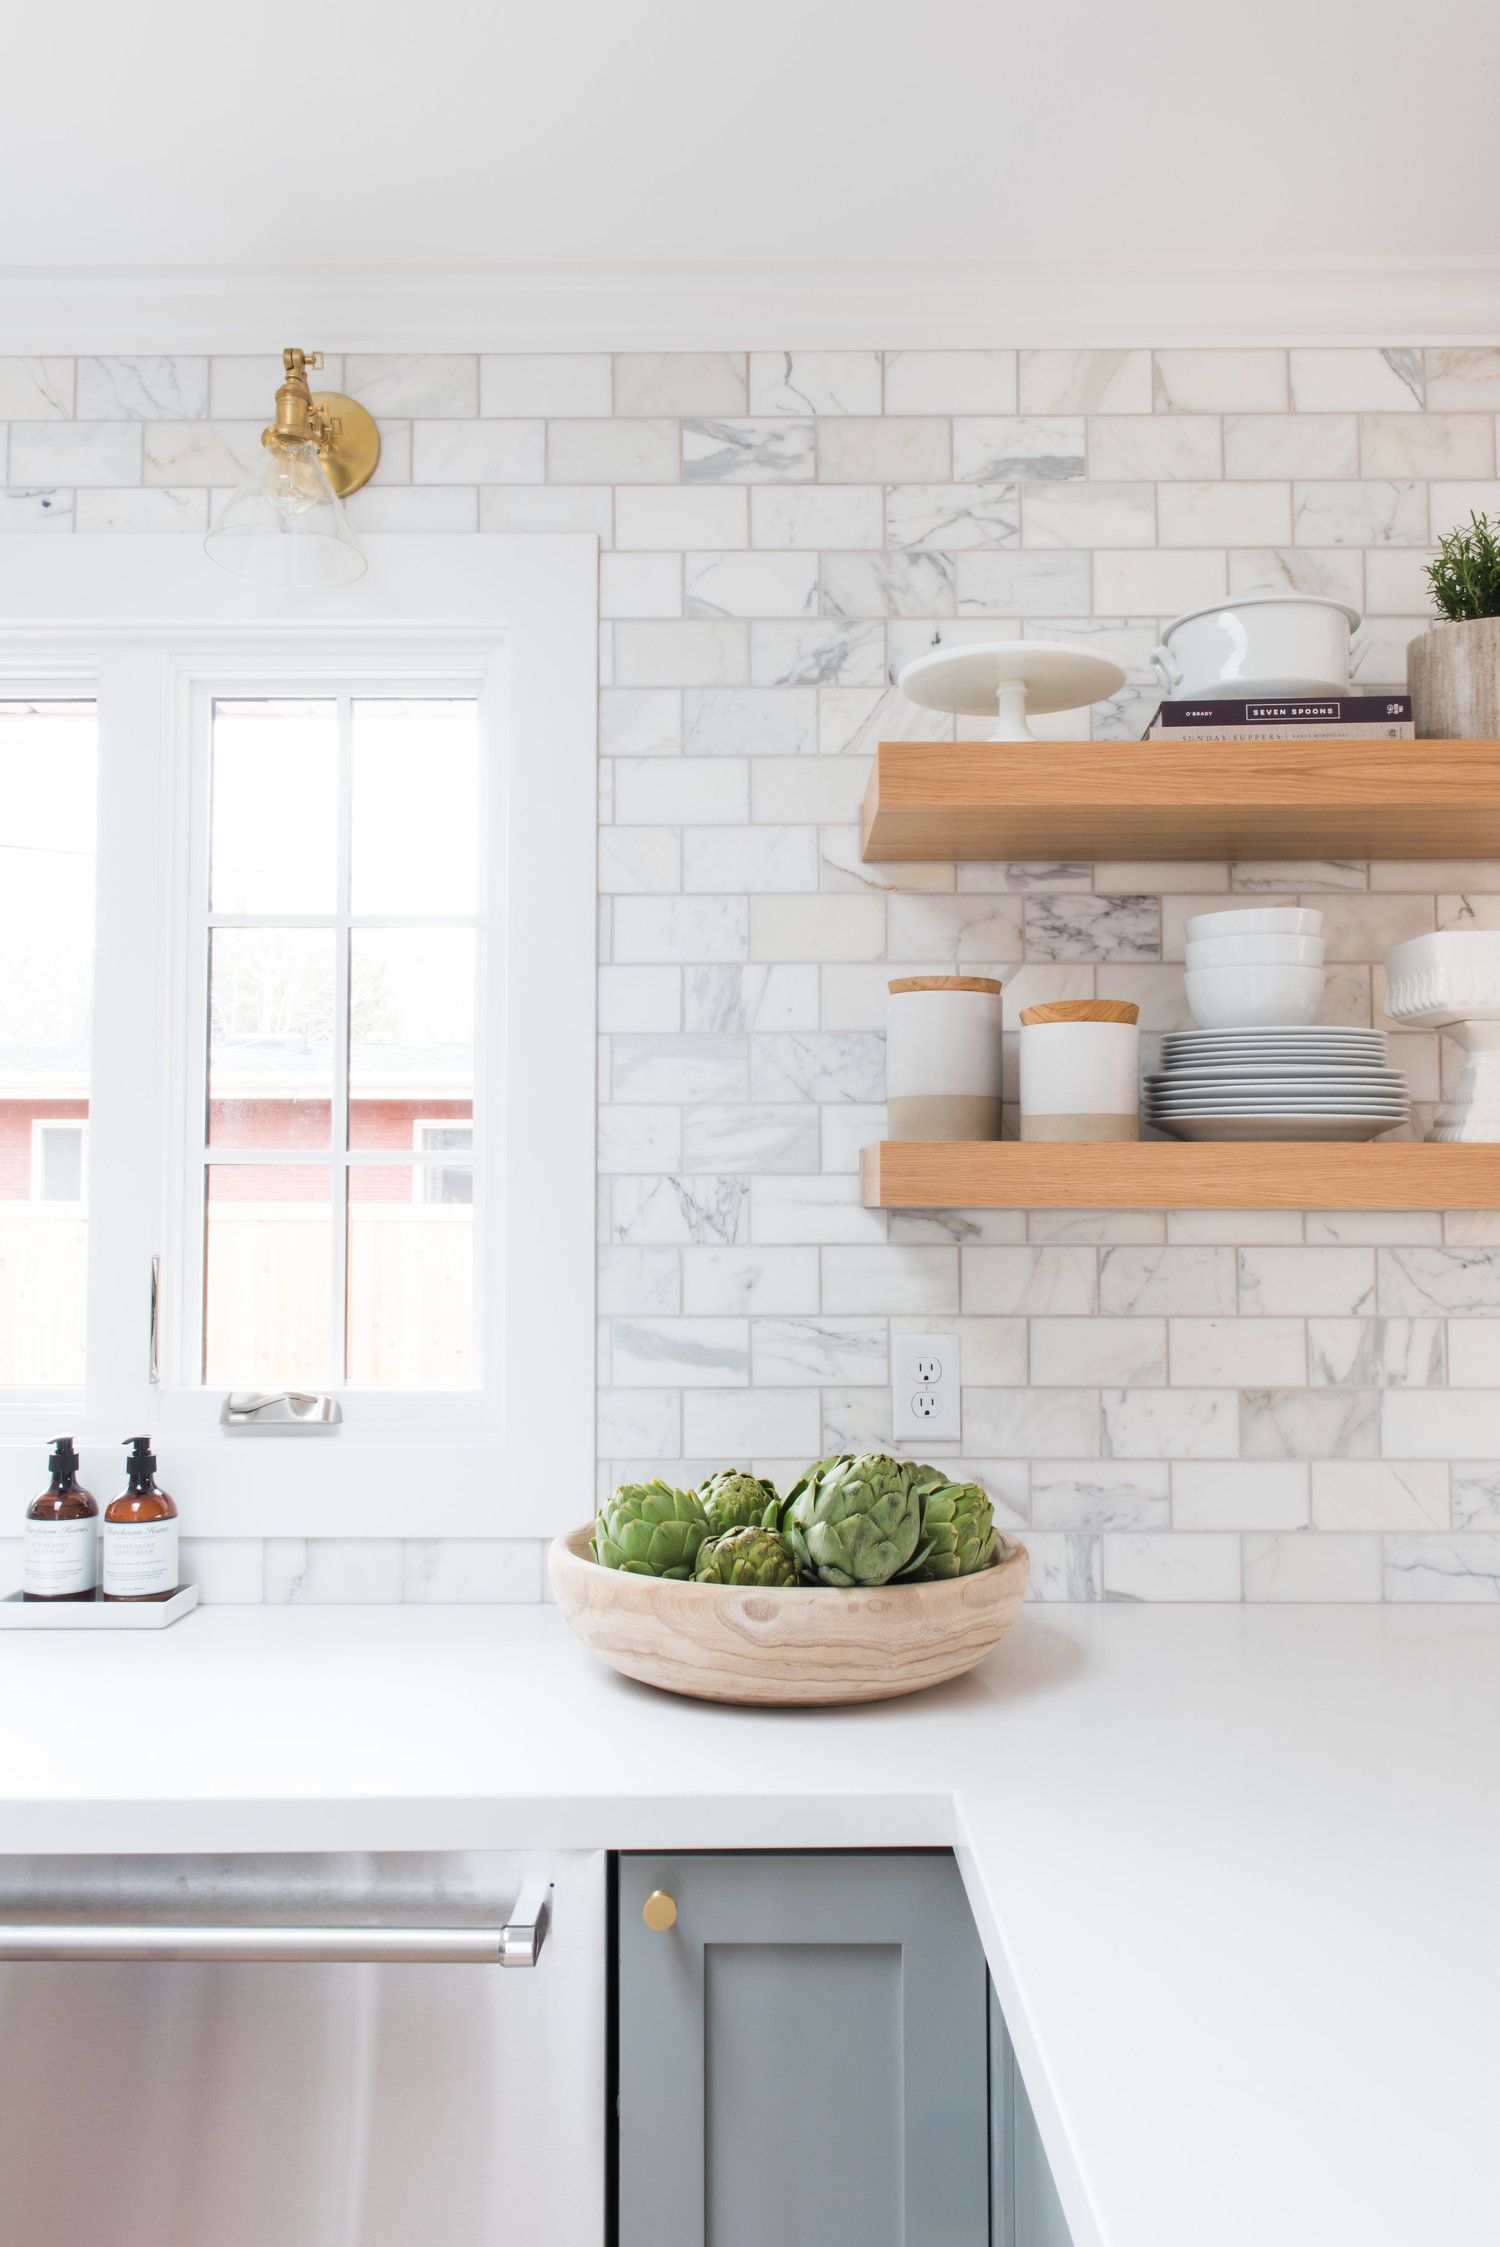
<box><xmin>890</xmin><ymin>1329</ymin><xmax>960</xmax><ymax>1443</ymax></box>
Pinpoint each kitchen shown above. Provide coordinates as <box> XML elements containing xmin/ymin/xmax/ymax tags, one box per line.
<box><xmin>3</xmin><ymin>1</ymin><xmax>1500</xmax><ymax>2241</ymax></box>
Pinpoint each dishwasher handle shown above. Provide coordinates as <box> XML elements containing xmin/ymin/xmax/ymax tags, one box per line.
<box><xmin>0</xmin><ymin>1878</ymin><xmax>551</xmax><ymax>1968</ymax></box>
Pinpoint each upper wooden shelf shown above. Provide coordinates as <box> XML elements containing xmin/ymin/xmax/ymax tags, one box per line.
<box><xmin>860</xmin><ymin>738</ymin><xmax>1500</xmax><ymax>862</ymax></box>
<box><xmin>862</xmin><ymin>1140</ymin><xmax>1500</xmax><ymax>1211</ymax></box>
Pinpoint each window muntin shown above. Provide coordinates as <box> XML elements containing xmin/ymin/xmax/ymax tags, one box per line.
<box><xmin>0</xmin><ymin>699</ymin><xmax>96</xmax><ymax>1389</ymax></box>
<box><xmin>194</xmin><ymin>690</ymin><xmax>482</xmax><ymax>1391</ymax></box>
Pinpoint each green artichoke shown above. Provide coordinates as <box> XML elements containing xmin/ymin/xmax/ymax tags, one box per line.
<box><xmin>593</xmin><ymin>1480</ymin><xmax>709</xmax><ymax>1579</ymax></box>
<box><xmin>783</xmin><ymin>1451</ymin><xmax>926</xmax><ymax>1588</ymax></box>
<box><xmin>696</xmin><ymin>1469</ymin><xmax>781</xmax><ymax>1537</ymax></box>
<box><xmin>904</xmin><ymin>1477</ymin><xmax>997</xmax><ymax>1580</ymax></box>
<box><xmin>693</xmin><ymin>1525</ymin><xmax>800</xmax><ymax>1587</ymax></box>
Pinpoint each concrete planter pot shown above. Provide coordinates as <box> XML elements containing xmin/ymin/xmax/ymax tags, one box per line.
<box><xmin>1409</xmin><ymin>616</ymin><xmax>1500</xmax><ymax>739</ymax></box>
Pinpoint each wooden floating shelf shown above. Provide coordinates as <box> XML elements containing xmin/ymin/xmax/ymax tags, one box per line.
<box><xmin>860</xmin><ymin>738</ymin><xmax>1500</xmax><ymax>862</ymax></box>
<box><xmin>861</xmin><ymin>1140</ymin><xmax>1500</xmax><ymax>1211</ymax></box>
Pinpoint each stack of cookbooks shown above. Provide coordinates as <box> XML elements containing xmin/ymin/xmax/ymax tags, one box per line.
<box><xmin>1145</xmin><ymin>694</ymin><xmax>1414</xmax><ymax>741</ymax></box>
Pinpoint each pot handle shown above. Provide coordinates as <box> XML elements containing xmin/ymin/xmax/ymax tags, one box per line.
<box><xmin>1151</xmin><ymin>644</ymin><xmax>1182</xmax><ymax>693</ymax></box>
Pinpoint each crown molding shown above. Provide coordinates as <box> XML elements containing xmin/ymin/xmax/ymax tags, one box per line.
<box><xmin>0</xmin><ymin>259</ymin><xmax>1497</xmax><ymax>353</ymax></box>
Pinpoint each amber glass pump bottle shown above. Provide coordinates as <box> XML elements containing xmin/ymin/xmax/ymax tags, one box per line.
<box><xmin>22</xmin><ymin>1436</ymin><xmax>99</xmax><ymax>1602</ymax></box>
<box><xmin>101</xmin><ymin>1437</ymin><xmax>179</xmax><ymax>1604</ymax></box>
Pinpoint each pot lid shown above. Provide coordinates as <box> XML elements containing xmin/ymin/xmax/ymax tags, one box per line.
<box><xmin>1162</xmin><ymin>586</ymin><xmax>1362</xmax><ymax>636</ymax></box>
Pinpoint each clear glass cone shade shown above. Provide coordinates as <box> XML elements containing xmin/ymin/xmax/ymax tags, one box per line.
<box><xmin>204</xmin><ymin>438</ymin><xmax>367</xmax><ymax>588</ymax></box>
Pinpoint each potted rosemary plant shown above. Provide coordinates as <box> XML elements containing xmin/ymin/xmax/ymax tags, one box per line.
<box><xmin>1409</xmin><ymin>511</ymin><xmax>1500</xmax><ymax>738</ymax></box>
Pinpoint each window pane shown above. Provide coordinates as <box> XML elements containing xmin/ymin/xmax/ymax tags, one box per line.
<box><xmin>348</xmin><ymin>927</ymin><xmax>475</xmax><ymax>1151</ymax></box>
<box><xmin>210</xmin><ymin>700</ymin><xmax>337</xmax><ymax>913</ymax></box>
<box><xmin>0</xmin><ymin>700</ymin><xmax>95</xmax><ymax>1386</ymax></box>
<box><xmin>347</xmin><ymin>1163</ymin><xmax>473</xmax><ymax>1388</ymax></box>
<box><xmin>350</xmin><ymin>698</ymin><xmax>480</xmax><ymax>915</ymax></box>
<box><xmin>208</xmin><ymin>928</ymin><xmax>335</xmax><ymax>1148</ymax></box>
<box><xmin>204</xmin><ymin>1165</ymin><xmax>333</xmax><ymax>1387</ymax></box>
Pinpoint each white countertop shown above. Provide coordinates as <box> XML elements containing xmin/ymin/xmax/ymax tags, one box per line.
<box><xmin>1</xmin><ymin>1601</ymin><xmax>1495</xmax><ymax>2247</ymax></box>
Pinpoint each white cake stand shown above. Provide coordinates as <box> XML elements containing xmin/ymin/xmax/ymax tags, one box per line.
<box><xmin>897</xmin><ymin>641</ymin><xmax>1129</xmax><ymax>742</ymax></box>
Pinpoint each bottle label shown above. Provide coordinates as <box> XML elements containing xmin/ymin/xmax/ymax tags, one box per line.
<box><xmin>102</xmin><ymin>1518</ymin><xmax>179</xmax><ymax>1599</ymax></box>
<box><xmin>24</xmin><ymin>1517</ymin><xmax>98</xmax><ymax>1598</ymax></box>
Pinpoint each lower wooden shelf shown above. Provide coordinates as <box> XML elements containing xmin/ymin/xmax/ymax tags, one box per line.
<box><xmin>861</xmin><ymin>1139</ymin><xmax>1500</xmax><ymax>1210</ymax></box>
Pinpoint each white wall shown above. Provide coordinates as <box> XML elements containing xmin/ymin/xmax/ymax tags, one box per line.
<box><xmin>7</xmin><ymin>341</ymin><xmax>1500</xmax><ymax>1603</ymax></box>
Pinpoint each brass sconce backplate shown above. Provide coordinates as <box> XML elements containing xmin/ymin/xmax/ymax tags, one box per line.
<box><xmin>309</xmin><ymin>392</ymin><xmax>381</xmax><ymax>497</ymax></box>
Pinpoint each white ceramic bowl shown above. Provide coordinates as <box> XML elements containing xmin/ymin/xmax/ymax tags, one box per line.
<box><xmin>1383</xmin><ymin>931</ymin><xmax>1500</xmax><ymax>1028</ymax></box>
<box><xmin>1184</xmin><ymin>934</ymin><xmax>1327</xmax><ymax>969</ymax></box>
<box><xmin>1183</xmin><ymin>963</ymin><xmax>1327</xmax><ymax>1029</ymax></box>
<box><xmin>1184</xmin><ymin>906</ymin><xmax>1325</xmax><ymax>943</ymax></box>
<box><xmin>1151</xmin><ymin>590</ymin><xmax>1361</xmax><ymax>699</ymax></box>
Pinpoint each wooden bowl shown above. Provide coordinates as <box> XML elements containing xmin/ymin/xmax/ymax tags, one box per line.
<box><xmin>548</xmin><ymin>1523</ymin><xmax>1030</xmax><ymax>1707</ymax></box>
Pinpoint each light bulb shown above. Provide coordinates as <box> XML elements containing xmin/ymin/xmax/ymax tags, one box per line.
<box><xmin>261</xmin><ymin>438</ymin><xmax>331</xmax><ymax>521</ymax></box>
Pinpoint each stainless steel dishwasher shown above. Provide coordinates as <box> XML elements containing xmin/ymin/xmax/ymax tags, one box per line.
<box><xmin>0</xmin><ymin>1850</ymin><xmax>606</xmax><ymax>2247</ymax></box>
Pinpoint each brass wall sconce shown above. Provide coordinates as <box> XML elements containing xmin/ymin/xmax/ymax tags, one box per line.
<box><xmin>204</xmin><ymin>348</ymin><xmax>381</xmax><ymax>587</ymax></box>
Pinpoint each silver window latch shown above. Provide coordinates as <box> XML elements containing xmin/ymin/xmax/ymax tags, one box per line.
<box><xmin>220</xmin><ymin>1391</ymin><xmax>343</xmax><ymax>1433</ymax></box>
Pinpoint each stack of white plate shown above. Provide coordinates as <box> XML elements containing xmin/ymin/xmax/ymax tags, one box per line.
<box><xmin>1146</xmin><ymin>1027</ymin><xmax>1410</xmax><ymax>1142</ymax></box>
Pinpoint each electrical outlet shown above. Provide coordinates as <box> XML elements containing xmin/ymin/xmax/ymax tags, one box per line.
<box><xmin>891</xmin><ymin>1330</ymin><xmax>960</xmax><ymax>1443</ymax></box>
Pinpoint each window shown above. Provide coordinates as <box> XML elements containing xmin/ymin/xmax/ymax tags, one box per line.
<box><xmin>0</xmin><ymin>700</ymin><xmax>96</xmax><ymax>1386</ymax></box>
<box><xmin>32</xmin><ymin>1121</ymin><xmax>89</xmax><ymax>1205</ymax></box>
<box><xmin>191</xmin><ymin>691</ymin><xmax>482</xmax><ymax>1391</ymax></box>
<box><xmin>0</xmin><ymin>535</ymin><xmax>597</xmax><ymax>1537</ymax></box>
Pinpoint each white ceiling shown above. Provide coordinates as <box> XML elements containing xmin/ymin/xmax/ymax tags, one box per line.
<box><xmin>6</xmin><ymin>0</ymin><xmax>1499</xmax><ymax>346</ymax></box>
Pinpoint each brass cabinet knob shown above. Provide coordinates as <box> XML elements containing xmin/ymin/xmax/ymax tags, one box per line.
<box><xmin>642</xmin><ymin>1889</ymin><xmax>678</xmax><ymax>1932</ymax></box>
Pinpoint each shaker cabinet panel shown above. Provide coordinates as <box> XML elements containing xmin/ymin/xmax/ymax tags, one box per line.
<box><xmin>617</xmin><ymin>1851</ymin><xmax>989</xmax><ymax>2247</ymax></box>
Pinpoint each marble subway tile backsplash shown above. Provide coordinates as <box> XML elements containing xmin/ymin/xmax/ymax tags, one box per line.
<box><xmin>12</xmin><ymin>343</ymin><xmax>1500</xmax><ymax>1600</ymax></box>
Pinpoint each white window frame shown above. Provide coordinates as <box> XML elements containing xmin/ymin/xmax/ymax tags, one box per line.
<box><xmin>411</xmin><ymin>1121</ymin><xmax>474</xmax><ymax>1205</ymax></box>
<box><xmin>30</xmin><ymin>1118</ymin><xmax>89</xmax><ymax>1207</ymax></box>
<box><xmin>0</xmin><ymin>535</ymin><xmax>597</xmax><ymax>1537</ymax></box>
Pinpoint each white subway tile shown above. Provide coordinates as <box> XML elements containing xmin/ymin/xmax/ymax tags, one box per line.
<box><xmin>752</xmin><ymin>1316</ymin><xmax>886</xmax><ymax>1385</ymax></box>
<box><xmin>615</xmin><ymin>483</ymin><xmax>747</xmax><ymax>547</ymax></box>
<box><xmin>1311</xmin><ymin>1461</ymin><xmax>1448</xmax><ymax>1530</ymax></box>
<box><xmin>265</xmin><ymin>1540</ymin><xmax>403</xmax><ymax>1604</ymax></box>
<box><xmin>341</xmin><ymin>354</ymin><xmax>476</xmax><ymax>415</ymax></box>
<box><xmin>0</xmin><ymin>490</ymin><xmax>72</xmax><ymax>530</ymax></box>
<box><xmin>1166</xmin><ymin>1208</ymin><xmax>1303</xmax><ymax>1243</ymax></box>
<box><xmin>1243</xmin><ymin>1533</ymin><xmax>1381</xmax><ymax>1601</ymax></box>
<box><xmin>1153</xmin><ymin>350</ymin><xmax>1286</xmax><ymax>413</ymax></box>
<box><xmin>601</xmin><ymin>688</ymin><xmax>681</xmax><ymax>758</ymax></box>
<box><xmin>683</xmin><ymin>1387</ymin><xmax>822</xmax><ymax>1455</ymax></box>
<box><xmin>1384</xmin><ymin>1390</ymin><xmax>1500</xmax><ymax>1459</ymax></box>
<box><xmin>1101</xmin><ymin>1246</ymin><xmax>1237</xmax><ymax>1316</ymax></box>
<box><xmin>686</xmin><ymin>964</ymin><xmax>818</xmax><ymax>1032</ymax></box>
<box><xmin>750</xmin><ymin>1031</ymin><xmax>884</xmax><ymax>1103</ymax></box>
<box><xmin>1031</xmin><ymin>1462</ymin><xmax>1170</xmax><ymax>1530</ymax></box>
<box><xmin>615</xmin><ymin>353</ymin><xmax>747</xmax><ymax>416</ymax></box>
<box><xmin>886</xmin><ymin>891</ymin><xmax>1022</xmax><ymax>962</ymax></box>
<box><xmin>599</xmin><ymin>1246</ymin><xmax>681</xmax><ymax>1316</ymax></box>
<box><xmin>965</xmin><ymin>1387</ymin><xmax>1101</xmax><ymax>1458</ymax></box>
<box><xmin>599</xmin><ymin>1104</ymin><xmax>681</xmax><ymax>1172</ymax></box>
<box><xmin>601</xmin><ymin>552</ymin><xmax>681</xmax><ymax>618</ymax></box>
<box><xmin>684</xmin><ymin>687</ymin><xmax>817</xmax><ymax>756</ymax></box>
<box><xmin>1169</xmin><ymin>1318</ymin><xmax>1305</xmax><ymax>1386</ymax></box>
<box><xmin>1103</xmin><ymin>1532</ymin><xmax>1240</xmax><ymax>1599</ymax></box>
<box><xmin>615</xmin><ymin>756</ymin><xmax>749</xmax><ymax>824</ymax></box>
<box><xmin>612</xmin><ymin>1033</ymin><xmax>746</xmax><ymax>1104</ymax></box>
<box><xmin>1094</xmin><ymin>548</ymin><xmax>1227</xmax><ymax>613</ymax></box>
<box><xmin>1173</xmin><ymin>1461</ymin><xmax>1309</xmax><ymax>1530</ymax></box>
<box><xmin>962</xmin><ymin>1246</ymin><xmax>1097</xmax><ymax>1315</ymax></box>
<box><xmin>1308</xmin><ymin>1319</ymin><xmax>1444</xmax><ymax>1387</ymax></box>
<box><xmin>1088</xmin><ymin>416</ymin><xmax>1221</xmax><ymax>480</ymax></box>
<box><xmin>480</xmin><ymin>484</ymin><xmax>614</xmax><ymax>538</ymax></box>
<box><xmin>752</xmin><ymin>759</ymin><xmax>869</xmax><ymax>822</ymax></box>
<box><xmin>1445</xmin><ymin>1321</ymin><xmax>1500</xmax><ymax>1386</ymax></box>
<box><xmin>75</xmin><ymin>486</ymin><xmax>206</xmax><ymax>532</ymax></box>
<box><xmin>750</xmin><ymin>1173</ymin><xmax>887</xmax><ymax>1245</ymax></box>
<box><xmin>1223</xmin><ymin>414</ymin><xmax>1359</xmax><ymax>478</ymax></box>
<box><xmin>1364</xmin><ymin>548</ymin><xmax>1440</xmax><ymax>615</ymax></box>
<box><xmin>884</xmin><ymin>351</ymin><xmax>1018</xmax><ymax>414</ymax></box>
<box><xmin>402</xmin><ymin>1540</ymin><xmax>543</xmax><ymax>1603</ymax></box>
<box><xmin>1031</xmin><ymin>1317</ymin><xmax>1166</xmax><ymax>1386</ymax></box>
<box><xmin>1384</xmin><ymin>1534</ymin><xmax>1500</xmax><ymax>1600</ymax></box>
<box><xmin>1453</xmin><ymin>1466</ymin><xmax>1500</xmax><ymax>1527</ymax></box>
<box><xmin>1238</xmin><ymin>1246</ymin><xmax>1374</xmax><ymax>1316</ymax></box>
<box><xmin>1241</xmin><ymin>1387</ymin><xmax>1378</xmax><ymax>1459</ymax></box>
<box><xmin>1103</xmin><ymin>1389</ymin><xmax>1237</xmax><ymax>1460</ymax></box>
<box><xmin>614</xmin><ymin>1317</ymin><xmax>749</xmax><ymax>1386</ymax></box>
<box><xmin>750</xmin><ymin>484</ymin><xmax>885</xmax><ymax>549</ymax></box>
<box><xmin>953</xmin><ymin>417</ymin><xmax>1086</xmax><ymax>482</ymax></box>
<box><xmin>823</xmin><ymin>1244</ymin><xmax>958</xmax><ymax>1313</ymax></box>
<box><xmin>1379</xmin><ymin>1246</ymin><xmax>1500</xmax><ymax>1314</ymax></box>
<box><xmin>683</xmin><ymin>1246</ymin><xmax>820</xmax><ymax>1314</ymax></box>
<box><xmin>750</xmin><ymin>351</ymin><xmax>882</xmax><ymax>415</ymax></box>
<box><xmin>411</xmin><ymin>419</ymin><xmax>543</xmax><ymax>482</ymax></box>
<box><xmin>817</xmin><ymin>418</ymin><xmax>951</xmax><ymax>482</ymax></box>
<box><xmin>1158</xmin><ymin>480</ymin><xmax>1292</xmax><ymax>546</ymax></box>
<box><xmin>1023</xmin><ymin>1532</ymin><xmax>1102</xmax><ymax>1601</ymax></box>
<box><xmin>885</xmin><ymin>483</ymin><xmax>1019</xmax><ymax>551</ymax></box>
<box><xmin>598</xmin><ymin>1388</ymin><xmax>682</xmax><ymax>1454</ymax></box>
<box><xmin>686</xmin><ymin>549</ymin><xmax>817</xmax><ymax>619</ymax></box>
<box><xmin>1361</xmin><ymin>413</ymin><xmax>1494</xmax><ymax>478</ymax></box>
<box><xmin>549</xmin><ymin>418</ymin><xmax>678</xmax><ymax>482</ymax></box>
<box><xmin>684</xmin><ymin>825</ymin><xmax>819</xmax><ymax>892</ymax></box>
<box><xmin>78</xmin><ymin>354</ymin><xmax>207</xmax><ymax>418</ymax></box>
<box><xmin>14</xmin><ymin>420</ymin><xmax>141</xmax><ymax>484</ymax></box>
<box><xmin>682</xmin><ymin>1105</ymin><xmax>819</xmax><ymax>1172</ymax></box>
<box><xmin>748</xmin><ymin>893</ymin><xmax>886</xmax><ymax>962</ymax></box>
<box><xmin>614</xmin><ymin>619</ymin><xmax>748</xmax><ymax>687</ymax></box>
<box><xmin>180</xmin><ymin>1538</ymin><xmax>265</xmax><ymax>1603</ymax></box>
<box><xmin>751</xmin><ymin>619</ymin><xmax>884</xmax><ymax>687</ymax></box>
<box><xmin>0</xmin><ymin>356</ymin><xmax>72</xmax><ymax>417</ymax></box>
<box><xmin>1020</xmin><ymin>350</ymin><xmax>1151</xmax><ymax>414</ymax></box>
<box><xmin>613</xmin><ymin>896</ymin><xmax>747</xmax><ymax>963</ymax></box>
<box><xmin>1023</xmin><ymin>481</ymin><xmax>1154</xmax><ymax>548</ymax></box>
<box><xmin>1289</xmin><ymin>348</ymin><xmax>1424</xmax><ymax>411</ymax></box>
<box><xmin>347</xmin><ymin>486</ymin><xmax>478</xmax><ymax>531</ymax></box>
<box><xmin>599</xmin><ymin>827</ymin><xmax>681</xmax><ymax>895</ymax></box>
<box><xmin>1293</xmin><ymin>480</ymin><xmax>1428</xmax><ymax>546</ymax></box>
<box><xmin>480</xmin><ymin>354</ymin><xmax>611</xmax><ymax>416</ymax></box>
<box><xmin>1425</xmin><ymin>347</ymin><xmax>1500</xmax><ymax>408</ymax></box>
<box><xmin>599</xmin><ymin>965</ymin><xmax>679</xmax><ymax>1034</ymax></box>
<box><xmin>613</xmin><ymin>1175</ymin><xmax>749</xmax><ymax>1247</ymax></box>
<box><xmin>684</xmin><ymin>419</ymin><xmax>815</xmax><ymax>482</ymax></box>
<box><xmin>957</xmin><ymin>550</ymin><xmax>1091</xmax><ymax>614</ymax></box>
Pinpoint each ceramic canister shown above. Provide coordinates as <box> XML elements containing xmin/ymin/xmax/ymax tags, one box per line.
<box><xmin>1019</xmin><ymin>1000</ymin><xmax>1141</xmax><ymax>1142</ymax></box>
<box><xmin>886</xmin><ymin>977</ymin><xmax>1004</xmax><ymax>1140</ymax></box>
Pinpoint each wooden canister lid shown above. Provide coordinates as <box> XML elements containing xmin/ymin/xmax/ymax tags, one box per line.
<box><xmin>1019</xmin><ymin>999</ymin><xmax>1140</xmax><ymax>1025</ymax></box>
<box><xmin>888</xmin><ymin>976</ymin><xmax>1003</xmax><ymax>995</ymax></box>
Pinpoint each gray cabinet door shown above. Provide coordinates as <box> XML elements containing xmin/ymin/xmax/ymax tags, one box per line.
<box><xmin>989</xmin><ymin>1983</ymin><xmax>1074</xmax><ymax>2247</ymax></box>
<box><xmin>618</xmin><ymin>1851</ymin><xmax>989</xmax><ymax>2247</ymax></box>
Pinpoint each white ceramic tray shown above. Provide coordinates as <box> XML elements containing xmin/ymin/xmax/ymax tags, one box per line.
<box><xmin>0</xmin><ymin>1584</ymin><xmax>198</xmax><ymax>1630</ymax></box>
<box><xmin>1154</xmin><ymin>1115</ymin><xmax>1406</xmax><ymax>1142</ymax></box>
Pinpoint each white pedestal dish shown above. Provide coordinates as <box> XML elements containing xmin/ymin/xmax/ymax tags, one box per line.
<box><xmin>897</xmin><ymin>641</ymin><xmax>1128</xmax><ymax>741</ymax></box>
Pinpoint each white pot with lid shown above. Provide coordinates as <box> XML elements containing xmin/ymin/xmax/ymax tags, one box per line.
<box><xmin>1151</xmin><ymin>589</ymin><xmax>1363</xmax><ymax>699</ymax></box>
